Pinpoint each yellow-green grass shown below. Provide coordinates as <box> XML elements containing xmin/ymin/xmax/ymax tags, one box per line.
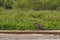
<box><xmin>0</xmin><ymin>9</ymin><xmax>60</xmax><ymax>30</ymax></box>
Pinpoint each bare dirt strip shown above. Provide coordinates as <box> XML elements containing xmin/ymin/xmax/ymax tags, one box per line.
<box><xmin>0</xmin><ymin>30</ymin><xmax>60</xmax><ymax>35</ymax></box>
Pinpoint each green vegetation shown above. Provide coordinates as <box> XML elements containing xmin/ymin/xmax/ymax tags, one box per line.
<box><xmin>0</xmin><ymin>10</ymin><xmax>60</xmax><ymax>30</ymax></box>
<box><xmin>0</xmin><ymin>0</ymin><xmax>60</xmax><ymax>30</ymax></box>
<box><xmin>0</xmin><ymin>0</ymin><xmax>60</xmax><ymax>10</ymax></box>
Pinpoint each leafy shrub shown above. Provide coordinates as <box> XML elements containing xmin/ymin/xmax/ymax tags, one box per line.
<box><xmin>4</xmin><ymin>5</ymin><xmax>12</xmax><ymax>9</ymax></box>
<box><xmin>0</xmin><ymin>0</ymin><xmax>60</xmax><ymax>10</ymax></box>
<box><xmin>0</xmin><ymin>0</ymin><xmax>13</xmax><ymax>9</ymax></box>
<box><xmin>0</xmin><ymin>0</ymin><xmax>3</xmax><ymax>6</ymax></box>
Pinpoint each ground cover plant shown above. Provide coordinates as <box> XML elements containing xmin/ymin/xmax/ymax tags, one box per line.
<box><xmin>0</xmin><ymin>0</ymin><xmax>60</xmax><ymax>30</ymax></box>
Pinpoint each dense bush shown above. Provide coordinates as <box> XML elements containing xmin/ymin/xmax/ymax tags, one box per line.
<box><xmin>17</xmin><ymin>0</ymin><xmax>60</xmax><ymax>10</ymax></box>
<box><xmin>0</xmin><ymin>0</ymin><xmax>60</xmax><ymax>10</ymax></box>
<box><xmin>0</xmin><ymin>0</ymin><xmax>13</xmax><ymax>9</ymax></box>
<box><xmin>0</xmin><ymin>0</ymin><xmax>3</xmax><ymax>6</ymax></box>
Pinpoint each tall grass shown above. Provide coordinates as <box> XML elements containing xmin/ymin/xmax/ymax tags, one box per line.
<box><xmin>0</xmin><ymin>0</ymin><xmax>60</xmax><ymax>30</ymax></box>
<box><xmin>0</xmin><ymin>9</ymin><xmax>60</xmax><ymax>30</ymax></box>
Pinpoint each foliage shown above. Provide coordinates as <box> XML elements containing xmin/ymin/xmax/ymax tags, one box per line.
<box><xmin>0</xmin><ymin>10</ymin><xmax>60</xmax><ymax>30</ymax></box>
<box><xmin>0</xmin><ymin>0</ymin><xmax>60</xmax><ymax>30</ymax></box>
<box><xmin>0</xmin><ymin>0</ymin><xmax>60</xmax><ymax>10</ymax></box>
